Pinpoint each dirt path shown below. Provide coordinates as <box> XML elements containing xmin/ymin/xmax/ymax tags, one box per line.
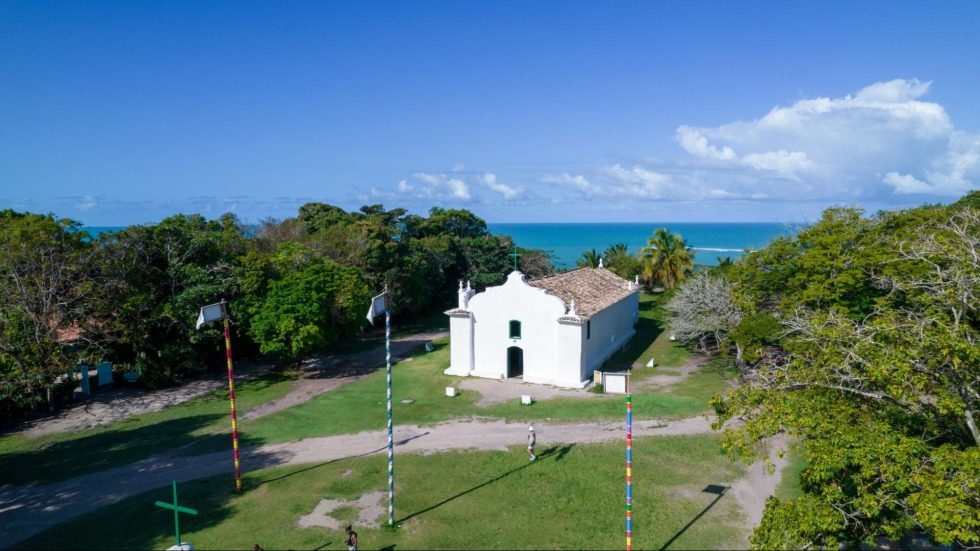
<box><xmin>16</xmin><ymin>331</ymin><xmax>447</xmax><ymax>437</ymax></box>
<box><xmin>19</xmin><ymin>366</ymin><xmax>269</xmax><ymax>438</ymax></box>
<box><xmin>631</xmin><ymin>354</ymin><xmax>712</xmax><ymax>390</ymax></box>
<box><xmin>0</xmin><ymin>416</ymin><xmax>787</xmax><ymax>548</ymax></box>
<box><xmin>3</xmin><ymin>338</ymin><xmax>787</xmax><ymax>548</ymax></box>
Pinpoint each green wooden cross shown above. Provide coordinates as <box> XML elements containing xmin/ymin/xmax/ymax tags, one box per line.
<box><xmin>155</xmin><ymin>479</ymin><xmax>198</xmax><ymax>548</ymax></box>
<box><xmin>509</xmin><ymin>246</ymin><xmax>521</xmax><ymax>272</ymax></box>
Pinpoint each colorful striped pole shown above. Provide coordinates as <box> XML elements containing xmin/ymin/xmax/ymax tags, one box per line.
<box><xmin>626</xmin><ymin>393</ymin><xmax>633</xmax><ymax>551</ymax></box>
<box><xmin>385</xmin><ymin>305</ymin><xmax>394</xmax><ymax>525</ymax></box>
<box><xmin>222</xmin><ymin>302</ymin><xmax>242</xmax><ymax>494</ymax></box>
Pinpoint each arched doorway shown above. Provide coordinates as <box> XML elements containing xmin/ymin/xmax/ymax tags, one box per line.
<box><xmin>507</xmin><ymin>346</ymin><xmax>524</xmax><ymax>379</ymax></box>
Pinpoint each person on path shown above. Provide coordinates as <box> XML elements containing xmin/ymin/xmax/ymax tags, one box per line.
<box><xmin>345</xmin><ymin>524</ymin><xmax>358</xmax><ymax>551</ymax></box>
<box><xmin>528</xmin><ymin>425</ymin><xmax>536</xmax><ymax>461</ymax></box>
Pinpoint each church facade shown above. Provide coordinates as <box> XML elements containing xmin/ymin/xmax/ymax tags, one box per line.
<box><xmin>445</xmin><ymin>267</ymin><xmax>640</xmax><ymax>388</ymax></box>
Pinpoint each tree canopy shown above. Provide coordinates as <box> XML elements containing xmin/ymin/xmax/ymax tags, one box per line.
<box><xmin>694</xmin><ymin>199</ymin><xmax>980</xmax><ymax>548</ymax></box>
<box><xmin>0</xmin><ymin>203</ymin><xmax>554</xmax><ymax>422</ymax></box>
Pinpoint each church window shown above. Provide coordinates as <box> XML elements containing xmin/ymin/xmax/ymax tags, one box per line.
<box><xmin>587</xmin><ymin>320</ymin><xmax>591</xmax><ymax>339</ymax></box>
<box><xmin>509</xmin><ymin>320</ymin><xmax>522</xmax><ymax>339</ymax></box>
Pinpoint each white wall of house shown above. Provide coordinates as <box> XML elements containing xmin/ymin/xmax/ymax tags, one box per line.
<box><xmin>581</xmin><ymin>292</ymin><xmax>639</xmax><ymax>374</ymax></box>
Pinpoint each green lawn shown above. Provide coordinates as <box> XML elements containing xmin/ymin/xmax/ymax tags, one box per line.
<box><xmin>3</xmin><ymin>317</ymin><xmax>730</xmax><ymax>485</ymax></box>
<box><xmin>203</xmin><ymin>338</ymin><xmax>723</xmax><ymax>452</ymax></box>
<box><xmin>604</xmin><ymin>292</ymin><xmax>692</xmax><ymax>373</ymax></box>
<box><xmin>6</xmin><ymin>295</ymin><xmax>759</xmax><ymax>551</ymax></box>
<box><xmin>774</xmin><ymin>441</ymin><xmax>807</xmax><ymax>502</ymax></box>
<box><xmin>0</xmin><ymin>369</ymin><xmax>297</xmax><ymax>485</ymax></box>
<box><xmin>663</xmin><ymin>358</ymin><xmax>737</xmax><ymax>404</ymax></box>
<box><xmin>19</xmin><ymin>434</ymin><xmax>747</xmax><ymax>550</ymax></box>
<box><xmin>2</xmin><ymin>293</ymin><xmax>731</xmax><ymax>488</ymax></box>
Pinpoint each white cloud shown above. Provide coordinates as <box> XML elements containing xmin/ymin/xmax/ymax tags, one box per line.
<box><xmin>604</xmin><ymin>164</ymin><xmax>673</xmax><ymax>198</ymax></box>
<box><xmin>481</xmin><ymin>173</ymin><xmax>520</xmax><ymax>199</ymax></box>
<box><xmin>407</xmin><ymin>172</ymin><xmax>472</xmax><ymax>201</ymax></box>
<box><xmin>674</xmin><ymin>78</ymin><xmax>975</xmax><ymax>199</ymax></box>
<box><xmin>676</xmin><ymin>126</ymin><xmax>737</xmax><ymax>160</ymax></box>
<box><xmin>740</xmin><ymin>150</ymin><xmax>813</xmax><ymax>179</ymax></box>
<box><xmin>446</xmin><ymin>178</ymin><xmax>471</xmax><ymax>199</ymax></box>
<box><xmin>412</xmin><ymin>172</ymin><xmax>442</xmax><ymax>186</ymax></box>
<box><xmin>76</xmin><ymin>195</ymin><xmax>97</xmax><ymax>210</ymax></box>
<box><xmin>541</xmin><ymin>173</ymin><xmax>602</xmax><ymax>196</ymax></box>
<box><xmin>368</xmin><ymin>79</ymin><xmax>974</xmax><ymax>219</ymax></box>
<box><xmin>883</xmin><ymin>172</ymin><xmax>931</xmax><ymax>194</ymax></box>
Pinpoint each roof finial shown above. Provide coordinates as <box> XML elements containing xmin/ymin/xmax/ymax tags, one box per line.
<box><xmin>458</xmin><ymin>280</ymin><xmax>464</xmax><ymax>291</ymax></box>
<box><xmin>570</xmin><ymin>299</ymin><xmax>577</xmax><ymax>316</ymax></box>
<box><xmin>598</xmin><ymin>257</ymin><xmax>603</xmax><ymax>268</ymax></box>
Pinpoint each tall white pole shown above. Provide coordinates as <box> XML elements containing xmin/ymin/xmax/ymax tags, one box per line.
<box><xmin>386</xmin><ymin>304</ymin><xmax>394</xmax><ymax>526</ymax></box>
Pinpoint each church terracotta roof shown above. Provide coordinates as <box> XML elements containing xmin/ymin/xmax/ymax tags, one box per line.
<box><xmin>528</xmin><ymin>267</ymin><xmax>636</xmax><ymax>318</ymax></box>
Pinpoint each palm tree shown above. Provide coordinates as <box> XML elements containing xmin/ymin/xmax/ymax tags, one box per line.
<box><xmin>577</xmin><ymin>248</ymin><xmax>600</xmax><ymax>268</ymax></box>
<box><xmin>603</xmin><ymin>243</ymin><xmax>639</xmax><ymax>279</ymax></box>
<box><xmin>713</xmin><ymin>256</ymin><xmax>734</xmax><ymax>274</ymax></box>
<box><xmin>641</xmin><ymin>228</ymin><xmax>694</xmax><ymax>289</ymax></box>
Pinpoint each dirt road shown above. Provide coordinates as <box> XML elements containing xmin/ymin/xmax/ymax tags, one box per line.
<box><xmin>0</xmin><ymin>415</ymin><xmax>786</xmax><ymax>548</ymax></box>
<box><xmin>17</xmin><ymin>331</ymin><xmax>447</xmax><ymax>438</ymax></box>
<box><xmin>2</xmin><ymin>340</ymin><xmax>788</xmax><ymax>549</ymax></box>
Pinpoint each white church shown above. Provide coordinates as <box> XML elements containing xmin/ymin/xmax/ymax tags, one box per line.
<box><xmin>445</xmin><ymin>266</ymin><xmax>640</xmax><ymax>388</ymax></box>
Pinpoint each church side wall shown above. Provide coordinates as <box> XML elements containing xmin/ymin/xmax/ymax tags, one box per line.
<box><xmin>582</xmin><ymin>290</ymin><xmax>640</xmax><ymax>376</ymax></box>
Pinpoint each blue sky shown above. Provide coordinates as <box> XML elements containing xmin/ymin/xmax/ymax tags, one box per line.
<box><xmin>1</xmin><ymin>1</ymin><xmax>978</xmax><ymax>225</ymax></box>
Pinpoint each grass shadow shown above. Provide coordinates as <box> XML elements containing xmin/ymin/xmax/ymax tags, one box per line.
<box><xmin>397</xmin><ymin>459</ymin><xmax>536</xmax><ymax>523</ymax></box>
<box><xmin>660</xmin><ymin>484</ymin><xmax>729</xmax><ymax>550</ymax></box>
<box><xmin>13</xmin><ymin>471</ymin><xmax>246</xmax><ymax>550</ymax></box>
<box><xmin>0</xmin><ymin>413</ymin><xmax>224</xmax><ymax>485</ymax></box>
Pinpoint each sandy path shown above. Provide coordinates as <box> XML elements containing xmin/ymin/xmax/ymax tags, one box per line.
<box><xmin>18</xmin><ymin>366</ymin><xmax>268</xmax><ymax>438</ymax></box>
<box><xmin>3</xmin><ymin>340</ymin><xmax>788</xmax><ymax>548</ymax></box>
<box><xmin>631</xmin><ymin>355</ymin><xmax>712</xmax><ymax>390</ymax></box>
<box><xmin>0</xmin><ymin>415</ymin><xmax>788</xmax><ymax>548</ymax></box>
<box><xmin>16</xmin><ymin>331</ymin><xmax>447</xmax><ymax>437</ymax></box>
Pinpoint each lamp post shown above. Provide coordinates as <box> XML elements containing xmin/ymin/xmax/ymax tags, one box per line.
<box><xmin>196</xmin><ymin>299</ymin><xmax>242</xmax><ymax>494</ymax></box>
<box><xmin>366</xmin><ymin>288</ymin><xmax>394</xmax><ymax>525</ymax></box>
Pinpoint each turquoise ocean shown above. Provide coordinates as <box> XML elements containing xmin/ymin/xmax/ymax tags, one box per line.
<box><xmin>489</xmin><ymin>223</ymin><xmax>795</xmax><ymax>268</ymax></box>
<box><xmin>84</xmin><ymin>222</ymin><xmax>796</xmax><ymax>269</ymax></box>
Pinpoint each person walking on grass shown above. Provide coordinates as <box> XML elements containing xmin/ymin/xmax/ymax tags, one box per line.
<box><xmin>345</xmin><ymin>524</ymin><xmax>358</xmax><ymax>551</ymax></box>
<box><xmin>528</xmin><ymin>424</ymin><xmax>536</xmax><ymax>461</ymax></box>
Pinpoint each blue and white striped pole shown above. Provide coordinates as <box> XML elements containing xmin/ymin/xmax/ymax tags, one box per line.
<box><xmin>626</xmin><ymin>393</ymin><xmax>632</xmax><ymax>551</ymax></box>
<box><xmin>386</xmin><ymin>304</ymin><xmax>394</xmax><ymax>526</ymax></box>
<box><xmin>367</xmin><ymin>287</ymin><xmax>395</xmax><ymax>526</ymax></box>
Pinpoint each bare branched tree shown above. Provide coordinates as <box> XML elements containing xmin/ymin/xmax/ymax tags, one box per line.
<box><xmin>665</xmin><ymin>270</ymin><xmax>742</xmax><ymax>356</ymax></box>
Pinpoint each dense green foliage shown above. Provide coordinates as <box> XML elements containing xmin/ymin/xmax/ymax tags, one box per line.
<box><xmin>0</xmin><ymin>210</ymin><xmax>95</xmax><ymax>415</ymax></box>
<box><xmin>0</xmin><ymin>204</ymin><xmax>550</xmax><ymax>423</ymax></box>
<box><xmin>249</xmin><ymin>253</ymin><xmax>370</xmax><ymax>361</ymax></box>
<box><xmin>665</xmin><ymin>195</ymin><xmax>978</xmax><ymax>547</ymax></box>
